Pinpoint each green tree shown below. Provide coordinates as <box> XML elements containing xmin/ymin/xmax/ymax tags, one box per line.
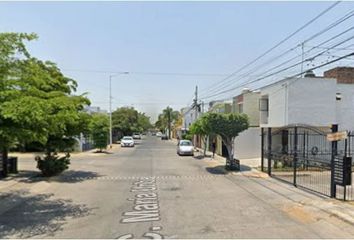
<box><xmin>90</xmin><ymin>113</ymin><xmax>109</xmax><ymax>152</ymax></box>
<box><xmin>189</xmin><ymin>114</ymin><xmax>212</xmax><ymax>156</ymax></box>
<box><xmin>155</xmin><ymin>106</ymin><xmax>180</xmax><ymax>138</ymax></box>
<box><xmin>206</xmin><ymin>113</ymin><xmax>249</xmax><ymax>170</ymax></box>
<box><xmin>112</xmin><ymin>107</ymin><xmax>152</xmax><ymax>138</ymax></box>
<box><xmin>112</xmin><ymin>107</ymin><xmax>138</xmax><ymax>137</ymax></box>
<box><xmin>137</xmin><ymin>112</ymin><xmax>153</xmax><ymax>133</ymax></box>
<box><xmin>0</xmin><ymin>32</ymin><xmax>90</xmax><ymax>176</ymax></box>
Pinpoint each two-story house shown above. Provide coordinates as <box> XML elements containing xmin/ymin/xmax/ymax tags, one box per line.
<box><xmin>232</xmin><ymin>89</ymin><xmax>262</xmax><ymax>158</ymax></box>
<box><xmin>259</xmin><ymin>67</ymin><xmax>354</xmax><ymax>131</ymax></box>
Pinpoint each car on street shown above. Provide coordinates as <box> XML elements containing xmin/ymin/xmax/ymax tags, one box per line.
<box><xmin>156</xmin><ymin>132</ymin><xmax>162</xmax><ymax>137</ymax></box>
<box><xmin>120</xmin><ymin>136</ymin><xmax>135</xmax><ymax>147</ymax></box>
<box><xmin>132</xmin><ymin>133</ymin><xmax>141</xmax><ymax>140</ymax></box>
<box><xmin>161</xmin><ymin>134</ymin><xmax>168</xmax><ymax>140</ymax></box>
<box><xmin>177</xmin><ymin>140</ymin><xmax>194</xmax><ymax>156</ymax></box>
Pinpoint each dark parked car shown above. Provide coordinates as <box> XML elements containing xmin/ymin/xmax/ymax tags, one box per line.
<box><xmin>161</xmin><ymin>134</ymin><xmax>168</xmax><ymax>140</ymax></box>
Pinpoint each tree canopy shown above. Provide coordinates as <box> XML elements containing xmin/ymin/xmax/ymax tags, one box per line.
<box><xmin>155</xmin><ymin>106</ymin><xmax>180</xmax><ymax>132</ymax></box>
<box><xmin>0</xmin><ymin>32</ymin><xmax>91</xmax><ymax>175</ymax></box>
<box><xmin>206</xmin><ymin>113</ymin><xmax>249</xmax><ymax>169</ymax></box>
<box><xmin>190</xmin><ymin>112</ymin><xmax>249</xmax><ymax>169</ymax></box>
<box><xmin>112</xmin><ymin>107</ymin><xmax>152</xmax><ymax>137</ymax></box>
<box><xmin>89</xmin><ymin>113</ymin><xmax>109</xmax><ymax>152</ymax></box>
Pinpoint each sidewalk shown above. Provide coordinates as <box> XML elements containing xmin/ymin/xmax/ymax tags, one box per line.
<box><xmin>0</xmin><ymin>144</ymin><xmax>121</xmax><ymax>193</ymax></box>
<box><xmin>192</xmin><ymin>145</ymin><xmax>354</xmax><ymax>226</ymax></box>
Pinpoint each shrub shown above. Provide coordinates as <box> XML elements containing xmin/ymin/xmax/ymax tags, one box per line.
<box><xmin>35</xmin><ymin>153</ymin><xmax>70</xmax><ymax>177</ymax></box>
<box><xmin>182</xmin><ymin>133</ymin><xmax>193</xmax><ymax>141</ymax></box>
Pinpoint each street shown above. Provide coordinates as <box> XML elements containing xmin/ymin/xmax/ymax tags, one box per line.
<box><xmin>1</xmin><ymin>136</ymin><xmax>354</xmax><ymax>239</ymax></box>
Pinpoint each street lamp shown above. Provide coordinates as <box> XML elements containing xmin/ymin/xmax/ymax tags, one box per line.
<box><xmin>109</xmin><ymin>72</ymin><xmax>129</xmax><ymax>148</ymax></box>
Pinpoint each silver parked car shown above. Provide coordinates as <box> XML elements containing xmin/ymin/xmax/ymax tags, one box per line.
<box><xmin>177</xmin><ymin>140</ymin><xmax>194</xmax><ymax>156</ymax></box>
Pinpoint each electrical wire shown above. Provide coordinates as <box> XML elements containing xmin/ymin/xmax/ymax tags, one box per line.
<box><xmin>198</xmin><ymin>1</ymin><xmax>341</xmax><ymax>96</ymax></box>
<box><xmin>200</xmin><ymin>35</ymin><xmax>354</xmax><ymax>100</ymax></box>
<box><xmin>199</xmin><ymin>9</ymin><xmax>354</xmax><ymax>98</ymax></box>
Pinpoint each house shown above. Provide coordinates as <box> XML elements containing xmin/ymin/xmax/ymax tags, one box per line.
<box><xmin>233</xmin><ymin>89</ymin><xmax>261</xmax><ymax>127</ymax></box>
<box><xmin>259</xmin><ymin>67</ymin><xmax>354</xmax><ymax>131</ymax></box>
<box><xmin>181</xmin><ymin>106</ymin><xmax>195</xmax><ymax>131</ymax></box>
<box><xmin>232</xmin><ymin>89</ymin><xmax>262</xmax><ymax>159</ymax></box>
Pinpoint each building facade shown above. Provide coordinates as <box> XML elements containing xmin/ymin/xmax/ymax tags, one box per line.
<box><xmin>259</xmin><ymin>70</ymin><xmax>354</xmax><ymax>131</ymax></box>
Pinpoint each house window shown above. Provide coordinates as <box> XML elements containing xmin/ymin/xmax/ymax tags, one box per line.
<box><xmin>260</xmin><ymin>96</ymin><xmax>269</xmax><ymax>125</ymax></box>
<box><xmin>259</xmin><ymin>98</ymin><xmax>268</xmax><ymax>111</ymax></box>
<box><xmin>238</xmin><ymin>103</ymin><xmax>243</xmax><ymax>113</ymax></box>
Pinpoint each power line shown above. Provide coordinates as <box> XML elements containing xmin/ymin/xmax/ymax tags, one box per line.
<box><xmin>198</xmin><ymin>1</ymin><xmax>341</xmax><ymax>96</ymax></box>
<box><xmin>200</xmin><ymin>8</ymin><xmax>354</xmax><ymax>98</ymax></box>
<box><xmin>200</xmin><ymin>26</ymin><xmax>354</xmax><ymax>99</ymax></box>
<box><xmin>262</xmin><ymin>51</ymin><xmax>354</xmax><ymax>97</ymax></box>
<box><xmin>204</xmin><ymin>51</ymin><xmax>354</xmax><ymax>107</ymax></box>
<box><xmin>61</xmin><ymin>68</ymin><xmax>228</xmax><ymax>77</ymax></box>
<box><xmin>200</xmin><ymin>35</ymin><xmax>354</xmax><ymax>100</ymax></box>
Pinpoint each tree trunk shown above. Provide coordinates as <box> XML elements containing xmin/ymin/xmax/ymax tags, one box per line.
<box><xmin>223</xmin><ymin>137</ymin><xmax>238</xmax><ymax>171</ymax></box>
<box><xmin>203</xmin><ymin>135</ymin><xmax>208</xmax><ymax>157</ymax></box>
<box><xmin>1</xmin><ymin>147</ymin><xmax>8</xmax><ymax>177</ymax></box>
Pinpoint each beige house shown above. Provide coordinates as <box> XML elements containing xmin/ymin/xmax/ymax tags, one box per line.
<box><xmin>232</xmin><ymin>89</ymin><xmax>262</xmax><ymax>159</ymax></box>
<box><xmin>232</xmin><ymin>89</ymin><xmax>260</xmax><ymax>127</ymax></box>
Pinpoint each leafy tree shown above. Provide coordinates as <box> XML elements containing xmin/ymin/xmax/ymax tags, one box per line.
<box><xmin>189</xmin><ymin>114</ymin><xmax>212</xmax><ymax>156</ymax></box>
<box><xmin>90</xmin><ymin>113</ymin><xmax>109</xmax><ymax>152</ymax></box>
<box><xmin>155</xmin><ymin>106</ymin><xmax>180</xmax><ymax>138</ymax></box>
<box><xmin>112</xmin><ymin>107</ymin><xmax>152</xmax><ymax>138</ymax></box>
<box><xmin>206</xmin><ymin>113</ymin><xmax>249</xmax><ymax>170</ymax></box>
<box><xmin>0</xmin><ymin>32</ymin><xmax>90</xmax><ymax>176</ymax></box>
<box><xmin>137</xmin><ymin>112</ymin><xmax>153</xmax><ymax>133</ymax></box>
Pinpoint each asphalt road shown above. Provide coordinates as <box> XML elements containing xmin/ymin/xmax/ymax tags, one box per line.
<box><xmin>1</xmin><ymin>136</ymin><xmax>354</xmax><ymax>238</ymax></box>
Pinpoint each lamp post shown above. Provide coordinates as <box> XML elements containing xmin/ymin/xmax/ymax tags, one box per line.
<box><xmin>109</xmin><ymin>72</ymin><xmax>129</xmax><ymax>148</ymax></box>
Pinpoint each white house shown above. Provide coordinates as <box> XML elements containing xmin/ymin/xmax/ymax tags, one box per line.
<box><xmin>259</xmin><ymin>68</ymin><xmax>354</xmax><ymax>131</ymax></box>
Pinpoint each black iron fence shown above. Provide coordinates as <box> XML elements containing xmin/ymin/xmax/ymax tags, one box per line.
<box><xmin>261</xmin><ymin>125</ymin><xmax>354</xmax><ymax>201</ymax></box>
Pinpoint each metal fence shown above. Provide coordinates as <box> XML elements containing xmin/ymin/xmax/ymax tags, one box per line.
<box><xmin>261</xmin><ymin>125</ymin><xmax>353</xmax><ymax>201</ymax></box>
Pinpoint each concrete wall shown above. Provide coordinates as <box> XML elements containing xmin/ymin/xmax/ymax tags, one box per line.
<box><xmin>182</xmin><ymin>107</ymin><xmax>195</xmax><ymax>130</ymax></box>
<box><xmin>260</xmin><ymin>82</ymin><xmax>287</xmax><ymax>128</ymax></box>
<box><xmin>260</xmin><ymin>77</ymin><xmax>339</xmax><ymax>128</ymax></box>
<box><xmin>243</xmin><ymin>92</ymin><xmax>261</xmax><ymax>126</ymax></box>
<box><xmin>288</xmin><ymin>77</ymin><xmax>336</xmax><ymax>127</ymax></box>
<box><xmin>234</xmin><ymin>127</ymin><xmax>261</xmax><ymax>159</ymax></box>
<box><xmin>336</xmin><ymin>84</ymin><xmax>354</xmax><ymax>131</ymax></box>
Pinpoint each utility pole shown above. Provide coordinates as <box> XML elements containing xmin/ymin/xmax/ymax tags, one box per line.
<box><xmin>109</xmin><ymin>75</ymin><xmax>112</xmax><ymax>148</ymax></box>
<box><xmin>193</xmin><ymin>86</ymin><xmax>198</xmax><ymax>147</ymax></box>
<box><xmin>194</xmin><ymin>85</ymin><xmax>198</xmax><ymax>121</ymax></box>
<box><xmin>301</xmin><ymin>42</ymin><xmax>305</xmax><ymax>77</ymax></box>
<box><xmin>168</xmin><ymin>106</ymin><xmax>171</xmax><ymax>139</ymax></box>
<box><xmin>109</xmin><ymin>72</ymin><xmax>129</xmax><ymax>148</ymax></box>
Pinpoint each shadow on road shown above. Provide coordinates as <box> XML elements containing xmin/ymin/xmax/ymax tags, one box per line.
<box><xmin>0</xmin><ymin>190</ymin><xmax>93</xmax><ymax>238</ymax></box>
<box><xmin>240</xmin><ymin>165</ymin><xmax>252</xmax><ymax>172</ymax></box>
<box><xmin>206</xmin><ymin>164</ymin><xmax>253</xmax><ymax>175</ymax></box>
<box><xmin>17</xmin><ymin>170</ymin><xmax>103</xmax><ymax>184</ymax></box>
<box><xmin>93</xmin><ymin>150</ymin><xmax>113</xmax><ymax>154</ymax></box>
<box><xmin>205</xmin><ymin>165</ymin><xmax>228</xmax><ymax>175</ymax></box>
<box><xmin>4</xmin><ymin>170</ymin><xmax>42</xmax><ymax>181</ymax></box>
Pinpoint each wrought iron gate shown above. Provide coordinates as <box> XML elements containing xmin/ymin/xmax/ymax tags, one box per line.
<box><xmin>261</xmin><ymin>125</ymin><xmax>354</xmax><ymax>201</ymax></box>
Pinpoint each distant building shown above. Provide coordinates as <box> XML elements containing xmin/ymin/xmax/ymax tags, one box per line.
<box><xmin>209</xmin><ymin>102</ymin><xmax>232</xmax><ymax>113</ymax></box>
<box><xmin>84</xmin><ymin>106</ymin><xmax>107</xmax><ymax>114</ymax></box>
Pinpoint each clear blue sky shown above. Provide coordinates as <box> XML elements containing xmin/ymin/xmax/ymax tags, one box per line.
<box><xmin>1</xmin><ymin>1</ymin><xmax>353</xmax><ymax>121</ymax></box>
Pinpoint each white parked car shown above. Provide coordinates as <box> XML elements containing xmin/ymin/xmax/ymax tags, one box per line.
<box><xmin>156</xmin><ymin>132</ymin><xmax>162</xmax><ymax>137</ymax></box>
<box><xmin>132</xmin><ymin>133</ymin><xmax>141</xmax><ymax>140</ymax></box>
<box><xmin>121</xmin><ymin>136</ymin><xmax>135</xmax><ymax>147</ymax></box>
<box><xmin>177</xmin><ymin>140</ymin><xmax>194</xmax><ymax>156</ymax></box>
